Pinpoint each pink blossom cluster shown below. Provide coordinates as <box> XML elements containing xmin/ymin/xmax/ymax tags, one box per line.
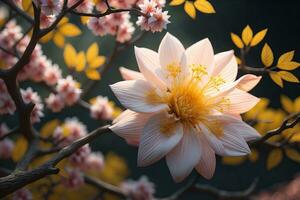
<box><xmin>90</xmin><ymin>96</ymin><xmax>114</xmax><ymax>121</ymax></box>
<box><xmin>12</xmin><ymin>188</ymin><xmax>32</xmax><ymax>200</ymax></box>
<box><xmin>136</xmin><ymin>0</ymin><xmax>170</xmax><ymax>32</ymax></box>
<box><xmin>87</xmin><ymin>12</ymin><xmax>135</xmax><ymax>43</ymax></box>
<box><xmin>0</xmin><ymin>79</ymin><xmax>16</xmax><ymax>115</ymax></box>
<box><xmin>53</xmin><ymin>118</ymin><xmax>104</xmax><ymax>172</ymax></box>
<box><xmin>257</xmin><ymin>174</ymin><xmax>300</xmax><ymax>200</ymax></box>
<box><xmin>21</xmin><ymin>87</ymin><xmax>44</xmax><ymax>123</ymax></box>
<box><xmin>62</xmin><ymin>169</ymin><xmax>85</xmax><ymax>189</ymax></box>
<box><xmin>121</xmin><ymin>176</ymin><xmax>155</xmax><ymax>200</ymax></box>
<box><xmin>68</xmin><ymin>0</ymin><xmax>94</xmax><ymax>13</ymax></box>
<box><xmin>0</xmin><ymin>123</ymin><xmax>14</xmax><ymax>159</ymax></box>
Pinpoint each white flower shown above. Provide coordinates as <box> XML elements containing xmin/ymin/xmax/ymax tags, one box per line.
<box><xmin>110</xmin><ymin>33</ymin><xmax>261</xmax><ymax>182</ymax></box>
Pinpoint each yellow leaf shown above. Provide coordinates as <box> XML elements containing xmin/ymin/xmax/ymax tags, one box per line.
<box><xmin>280</xmin><ymin>95</ymin><xmax>294</xmax><ymax>113</ymax></box>
<box><xmin>59</xmin><ymin>23</ymin><xmax>81</xmax><ymax>37</ymax></box>
<box><xmin>86</xmin><ymin>69</ymin><xmax>101</xmax><ymax>80</ymax></box>
<box><xmin>250</xmin><ymin>28</ymin><xmax>268</xmax><ymax>47</ymax></box>
<box><xmin>53</xmin><ymin>32</ymin><xmax>65</xmax><ymax>48</ymax></box>
<box><xmin>261</xmin><ymin>43</ymin><xmax>273</xmax><ymax>67</ymax></box>
<box><xmin>285</xmin><ymin>148</ymin><xmax>300</xmax><ymax>163</ymax></box>
<box><xmin>278</xmin><ymin>51</ymin><xmax>294</xmax><ymax>65</ymax></box>
<box><xmin>242</xmin><ymin>25</ymin><xmax>253</xmax><ymax>46</ymax></box>
<box><xmin>40</xmin><ymin>31</ymin><xmax>53</xmax><ymax>43</ymax></box>
<box><xmin>249</xmin><ymin>149</ymin><xmax>259</xmax><ymax>162</ymax></box>
<box><xmin>58</xmin><ymin>17</ymin><xmax>69</xmax><ymax>26</ymax></box>
<box><xmin>12</xmin><ymin>136</ymin><xmax>28</xmax><ymax>162</ymax></box>
<box><xmin>86</xmin><ymin>42</ymin><xmax>99</xmax><ymax>63</ymax></box>
<box><xmin>277</xmin><ymin>71</ymin><xmax>299</xmax><ymax>83</ymax></box>
<box><xmin>89</xmin><ymin>56</ymin><xmax>106</xmax><ymax>69</ymax></box>
<box><xmin>194</xmin><ymin>0</ymin><xmax>216</xmax><ymax>14</ymax></box>
<box><xmin>294</xmin><ymin>97</ymin><xmax>300</xmax><ymax>113</ymax></box>
<box><xmin>64</xmin><ymin>44</ymin><xmax>77</xmax><ymax>68</ymax></box>
<box><xmin>222</xmin><ymin>156</ymin><xmax>247</xmax><ymax>165</ymax></box>
<box><xmin>277</xmin><ymin>61</ymin><xmax>300</xmax><ymax>70</ymax></box>
<box><xmin>169</xmin><ymin>0</ymin><xmax>185</xmax><ymax>6</ymax></box>
<box><xmin>76</xmin><ymin>51</ymin><xmax>86</xmax><ymax>72</ymax></box>
<box><xmin>269</xmin><ymin>72</ymin><xmax>283</xmax><ymax>87</ymax></box>
<box><xmin>22</xmin><ymin>0</ymin><xmax>32</xmax><ymax>11</ymax></box>
<box><xmin>230</xmin><ymin>33</ymin><xmax>244</xmax><ymax>49</ymax></box>
<box><xmin>266</xmin><ymin>148</ymin><xmax>283</xmax><ymax>170</ymax></box>
<box><xmin>40</xmin><ymin>119</ymin><xmax>60</xmax><ymax>137</ymax></box>
<box><xmin>81</xmin><ymin>16</ymin><xmax>90</xmax><ymax>24</ymax></box>
<box><xmin>184</xmin><ymin>1</ymin><xmax>196</xmax><ymax>19</ymax></box>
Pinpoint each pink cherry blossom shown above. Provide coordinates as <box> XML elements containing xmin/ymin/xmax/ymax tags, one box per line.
<box><xmin>13</xmin><ymin>188</ymin><xmax>32</xmax><ymax>200</ymax></box>
<box><xmin>45</xmin><ymin>93</ymin><xmax>65</xmax><ymax>112</ymax></box>
<box><xmin>21</xmin><ymin>87</ymin><xmax>44</xmax><ymax>123</ymax></box>
<box><xmin>62</xmin><ymin>169</ymin><xmax>84</xmax><ymax>189</ymax></box>
<box><xmin>43</xmin><ymin>64</ymin><xmax>62</xmax><ymax>85</ymax></box>
<box><xmin>121</xmin><ymin>176</ymin><xmax>155</xmax><ymax>200</ymax></box>
<box><xmin>110</xmin><ymin>33</ymin><xmax>261</xmax><ymax>182</ymax></box>
<box><xmin>56</xmin><ymin>76</ymin><xmax>82</xmax><ymax>106</ymax></box>
<box><xmin>84</xmin><ymin>152</ymin><xmax>105</xmax><ymax>171</ymax></box>
<box><xmin>90</xmin><ymin>96</ymin><xmax>114</xmax><ymax>120</ymax></box>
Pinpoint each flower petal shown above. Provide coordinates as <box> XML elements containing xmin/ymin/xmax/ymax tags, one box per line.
<box><xmin>110</xmin><ymin>109</ymin><xmax>153</xmax><ymax>144</ymax></box>
<box><xmin>236</xmin><ymin>74</ymin><xmax>262</xmax><ymax>91</ymax></box>
<box><xmin>195</xmin><ymin>137</ymin><xmax>216</xmax><ymax>179</ymax></box>
<box><xmin>110</xmin><ymin>80</ymin><xmax>168</xmax><ymax>113</ymax></box>
<box><xmin>134</xmin><ymin>47</ymin><xmax>166</xmax><ymax>90</ymax></box>
<box><xmin>119</xmin><ymin>67</ymin><xmax>144</xmax><ymax>80</ymax></box>
<box><xmin>221</xmin><ymin>88</ymin><xmax>260</xmax><ymax>114</ymax></box>
<box><xmin>158</xmin><ymin>33</ymin><xmax>185</xmax><ymax>68</ymax></box>
<box><xmin>186</xmin><ymin>38</ymin><xmax>214</xmax><ymax>74</ymax></box>
<box><xmin>217</xmin><ymin>52</ymin><xmax>237</xmax><ymax>83</ymax></box>
<box><xmin>138</xmin><ymin>112</ymin><xmax>183</xmax><ymax>167</ymax></box>
<box><xmin>212</xmin><ymin>50</ymin><xmax>234</xmax><ymax>76</ymax></box>
<box><xmin>166</xmin><ymin>128</ymin><xmax>202</xmax><ymax>182</ymax></box>
<box><xmin>198</xmin><ymin>123</ymin><xmax>225</xmax><ymax>155</ymax></box>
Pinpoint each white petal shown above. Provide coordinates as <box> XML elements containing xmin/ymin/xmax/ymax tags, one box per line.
<box><xmin>215</xmin><ymin>52</ymin><xmax>238</xmax><ymax>83</ymax></box>
<box><xmin>186</xmin><ymin>38</ymin><xmax>214</xmax><ymax>74</ymax></box>
<box><xmin>158</xmin><ymin>33</ymin><xmax>185</xmax><ymax>68</ymax></box>
<box><xmin>134</xmin><ymin>47</ymin><xmax>166</xmax><ymax>90</ymax></box>
<box><xmin>166</xmin><ymin>128</ymin><xmax>202</xmax><ymax>182</ymax></box>
<box><xmin>236</xmin><ymin>74</ymin><xmax>262</xmax><ymax>91</ymax></box>
<box><xmin>195</xmin><ymin>137</ymin><xmax>216</xmax><ymax>179</ymax></box>
<box><xmin>138</xmin><ymin>112</ymin><xmax>183</xmax><ymax>167</ymax></box>
<box><xmin>198</xmin><ymin>123</ymin><xmax>225</xmax><ymax>155</ymax></box>
<box><xmin>206</xmin><ymin>115</ymin><xmax>255</xmax><ymax>156</ymax></box>
<box><xmin>212</xmin><ymin>50</ymin><xmax>234</xmax><ymax>75</ymax></box>
<box><xmin>110</xmin><ymin>109</ymin><xmax>153</xmax><ymax>143</ymax></box>
<box><xmin>110</xmin><ymin>80</ymin><xmax>168</xmax><ymax>113</ymax></box>
<box><xmin>119</xmin><ymin>67</ymin><xmax>144</xmax><ymax>80</ymax></box>
<box><xmin>221</xmin><ymin>88</ymin><xmax>260</xmax><ymax>114</ymax></box>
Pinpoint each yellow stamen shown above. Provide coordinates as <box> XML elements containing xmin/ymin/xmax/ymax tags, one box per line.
<box><xmin>166</xmin><ymin>63</ymin><xmax>181</xmax><ymax>78</ymax></box>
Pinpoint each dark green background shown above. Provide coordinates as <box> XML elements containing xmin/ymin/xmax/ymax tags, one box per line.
<box><xmin>2</xmin><ymin>0</ymin><xmax>300</xmax><ymax>198</ymax></box>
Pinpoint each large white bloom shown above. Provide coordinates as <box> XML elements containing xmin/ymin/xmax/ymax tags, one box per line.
<box><xmin>110</xmin><ymin>33</ymin><xmax>261</xmax><ymax>182</ymax></box>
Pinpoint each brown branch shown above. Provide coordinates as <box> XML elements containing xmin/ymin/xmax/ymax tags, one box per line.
<box><xmin>0</xmin><ymin>125</ymin><xmax>110</xmax><ymax>197</ymax></box>
<box><xmin>0</xmin><ymin>127</ymin><xmax>19</xmax><ymax>141</ymax></box>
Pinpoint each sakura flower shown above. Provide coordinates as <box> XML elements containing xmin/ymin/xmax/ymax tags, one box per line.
<box><xmin>21</xmin><ymin>87</ymin><xmax>44</xmax><ymax>123</ymax></box>
<box><xmin>0</xmin><ymin>81</ymin><xmax>16</xmax><ymax>115</ymax></box>
<box><xmin>56</xmin><ymin>76</ymin><xmax>82</xmax><ymax>106</ymax></box>
<box><xmin>68</xmin><ymin>0</ymin><xmax>94</xmax><ymax>13</ymax></box>
<box><xmin>40</xmin><ymin>12</ymin><xmax>55</xmax><ymax>29</ymax></box>
<box><xmin>13</xmin><ymin>188</ymin><xmax>32</xmax><ymax>200</ymax></box>
<box><xmin>0</xmin><ymin>139</ymin><xmax>14</xmax><ymax>159</ymax></box>
<box><xmin>87</xmin><ymin>17</ymin><xmax>108</xmax><ymax>36</ymax></box>
<box><xmin>110</xmin><ymin>33</ymin><xmax>261</xmax><ymax>182</ymax></box>
<box><xmin>43</xmin><ymin>64</ymin><xmax>62</xmax><ymax>85</ymax></box>
<box><xmin>69</xmin><ymin>144</ymin><xmax>91</xmax><ymax>167</ymax></box>
<box><xmin>121</xmin><ymin>176</ymin><xmax>155</xmax><ymax>200</ymax></box>
<box><xmin>84</xmin><ymin>152</ymin><xmax>105</xmax><ymax>171</ymax></box>
<box><xmin>45</xmin><ymin>93</ymin><xmax>65</xmax><ymax>112</ymax></box>
<box><xmin>62</xmin><ymin>169</ymin><xmax>84</xmax><ymax>189</ymax></box>
<box><xmin>90</xmin><ymin>96</ymin><xmax>114</xmax><ymax>120</ymax></box>
<box><xmin>117</xmin><ymin>20</ymin><xmax>135</xmax><ymax>43</ymax></box>
<box><xmin>40</xmin><ymin>0</ymin><xmax>63</xmax><ymax>16</ymax></box>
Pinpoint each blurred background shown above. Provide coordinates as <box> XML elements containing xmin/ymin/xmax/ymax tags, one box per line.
<box><xmin>1</xmin><ymin>0</ymin><xmax>300</xmax><ymax>199</ymax></box>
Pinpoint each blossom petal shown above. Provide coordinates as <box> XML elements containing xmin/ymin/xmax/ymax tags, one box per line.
<box><xmin>236</xmin><ymin>74</ymin><xmax>262</xmax><ymax>91</ymax></box>
<box><xmin>110</xmin><ymin>109</ymin><xmax>153</xmax><ymax>144</ymax></box>
<box><xmin>166</xmin><ymin>128</ymin><xmax>202</xmax><ymax>182</ymax></box>
<box><xmin>135</xmin><ymin>47</ymin><xmax>166</xmax><ymax>90</ymax></box>
<box><xmin>215</xmin><ymin>51</ymin><xmax>238</xmax><ymax>83</ymax></box>
<box><xmin>119</xmin><ymin>67</ymin><xmax>144</xmax><ymax>80</ymax></box>
<box><xmin>158</xmin><ymin>33</ymin><xmax>185</xmax><ymax>68</ymax></box>
<box><xmin>110</xmin><ymin>80</ymin><xmax>168</xmax><ymax>113</ymax></box>
<box><xmin>221</xmin><ymin>88</ymin><xmax>260</xmax><ymax>114</ymax></box>
<box><xmin>198</xmin><ymin>123</ymin><xmax>225</xmax><ymax>155</ymax></box>
<box><xmin>212</xmin><ymin>50</ymin><xmax>234</xmax><ymax>75</ymax></box>
<box><xmin>195</xmin><ymin>137</ymin><xmax>216</xmax><ymax>179</ymax></box>
<box><xmin>138</xmin><ymin>113</ymin><xmax>183</xmax><ymax>167</ymax></box>
<box><xmin>186</xmin><ymin>38</ymin><xmax>214</xmax><ymax>74</ymax></box>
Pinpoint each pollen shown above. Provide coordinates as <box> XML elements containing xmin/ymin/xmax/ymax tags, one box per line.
<box><xmin>166</xmin><ymin>80</ymin><xmax>210</xmax><ymax>127</ymax></box>
<box><xmin>166</xmin><ymin>63</ymin><xmax>181</xmax><ymax>78</ymax></box>
<box><xmin>190</xmin><ymin>64</ymin><xmax>208</xmax><ymax>81</ymax></box>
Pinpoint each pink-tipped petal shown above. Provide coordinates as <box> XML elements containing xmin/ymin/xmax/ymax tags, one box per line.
<box><xmin>110</xmin><ymin>80</ymin><xmax>168</xmax><ymax>113</ymax></box>
<box><xmin>195</xmin><ymin>137</ymin><xmax>216</xmax><ymax>179</ymax></box>
<box><xmin>222</xmin><ymin>88</ymin><xmax>260</xmax><ymax>114</ymax></box>
<box><xmin>236</xmin><ymin>74</ymin><xmax>262</xmax><ymax>91</ymax></box>
<box><xmin>119</xmin><ymin>67</ymin><xmax>144</xmax><ymax>80</ymax></box>
<box><xmin>110</xmin><ymin>109</ymin><xmax>153</xmax><ymax>143</ymax></box>
<box><xmin>138</xmin><ymin>112</ymin><xmax>183</xmax><ymax>167</ymax></box>
<box><xmin>186</xmin><ymin>38</ymin><xmax>214</xmax><ymax>74</ymax></box>
<box><xmin>134</xmin><ymin>47</ymin><xmax>166</xmax><ymax>90</ymax></box>
<box><xmin>166</xmin><ymin>128</ymin><xmax>202</xmax><ymax>182</ymax></box>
